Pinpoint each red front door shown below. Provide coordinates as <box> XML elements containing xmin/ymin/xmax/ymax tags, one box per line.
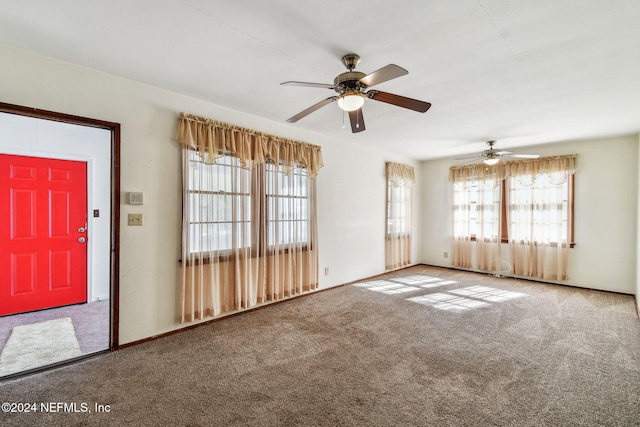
<box><xmin>0</xmin><ymin>154</ymin><xmax>88</xmax><ymax>316</ymax></box>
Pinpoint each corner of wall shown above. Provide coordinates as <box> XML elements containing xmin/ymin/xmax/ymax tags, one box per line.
<box><xmin>637</xmin><ymin>132</ymin><xmax>640</xmax><ymax>312</ymax></box>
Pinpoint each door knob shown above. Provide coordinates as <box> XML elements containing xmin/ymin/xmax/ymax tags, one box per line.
<box><xmin>78</xmin><ymin>237</ymin><xmax>86</xmax><ymax>243</ymax></box>
<box><xmin>78</xmin><ymin>227</ymin><xmax>86</xmax><ymax>233</ymax></box>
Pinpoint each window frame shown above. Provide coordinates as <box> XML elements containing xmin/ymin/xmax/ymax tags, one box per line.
<box><xmin>502</xmin><ymin>174</ymin><xmax>575</xmax><ymax>247</ymax></box>
<box><xmin>455</xmin><ymin>175</ymin><xmax>575</xmax><ymax>247</ymax></box>
<box><xmin>386</xmin><ymin>178</ymin><xmax>412</xmax><ymax>239</ymax></box>
<box><xmin>185</xmin><ymin>151</ymin><xmax>313</xmax><ymax>261</ymax></box>
<box><xmin>264</xmin><ymin>161</ymin><xmax>313</xmax><ymax>253</ymax></box>
<box><xmin>186</xmin><ymin>151</ymin><xmax>252</xmax><ymax>259</ymax></box>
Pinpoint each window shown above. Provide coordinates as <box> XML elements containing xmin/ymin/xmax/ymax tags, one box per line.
<box><xmin>186</xmin><ymin>151</ymin><xmax>312</xmax><ymax>256</ymax></box>
<box><xmin>177</xmin><ymin>114</ymin><xmax>322</xmax><ymax>322</ymax></box>
<box><xmin>266</xmin><ymin>163</ymin><xmax>309</xmax><ymax>246</ymax></box>
<box><xmin>453</xmin><ymin>175</ymin><xmax>574</xmax><ymax>245</ymax></box>
<box><xmin>385</xmin><ymin>162</ymin><xmax>415</xmax><ymax>270</ymax></box>
<box><xmin>387</xmin><ymin>179</ymin><xmax>410</xmax><ymax>236</ymax></box>
<box><xmin>506</xmin><ymin>174</ymin><xmax>574</xmax><ymax>245</ymax></box>
<box><xmin>186</xmin><ymin>152</ymin><xmax>251</xmax><ymax>254</ymax></box>
<box><xmin>453</xmin><ymin>179</ymin><xmax>501</xmax><ymax>241</ymax></box>
<box><xmin>450</xmin><ymin>156</ymin><xmax>576</xmax><ymax>279</ymax></box>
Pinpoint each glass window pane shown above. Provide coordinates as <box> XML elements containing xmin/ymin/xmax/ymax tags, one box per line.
<box><xmin>267</xmin><ymin>221</ymin><xmax>276</xmax><ymax>246</ymax></box>
<box><xmin>264</xmin><ymin>165</ymin><xmax>311</xmax><ymax>247</ymax></box>
<box><xmin>387</xmin><ymin>183</ymin><xmax>411</xmax><ymax>236</ymax></box>
<box><xmin>187</xmin><ymin>157</ymin><xmax>312</xmax><ymax>252</ymax></box>
<box><xmin>189</xmin><ymin>224</ymin><xmax>201</xmax><ymax>253</ymax></box>
<box><xmin>186</xmin><ymin>154</ymin><xmax>253</xmax><ymax>254</ymax></box>
<box><xmin>508</xmin><ymin>175</ymin><xmax>569</xmax><ymax>243</ymax></box>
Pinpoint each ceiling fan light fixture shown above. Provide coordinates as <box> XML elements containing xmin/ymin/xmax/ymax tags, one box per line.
<box><xmin>337</xmin><ymin>92</ymin><xmax>365</xmax><ymax>112</ymax></box>
<box><xmin>484</xmin><ymin>157</ymin><xmax>500</xmax><ymax>166</ymax></box>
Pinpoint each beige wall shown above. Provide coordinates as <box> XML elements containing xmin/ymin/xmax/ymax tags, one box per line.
<box><xmin>421</xmin><ymin>135</ymin><xmax>639</xmax><ymax>294</ymax></box>
<box><xmin>0</xmin><ymin>44</ymin><xmax>421</xmax><ymax>344</ymax></box>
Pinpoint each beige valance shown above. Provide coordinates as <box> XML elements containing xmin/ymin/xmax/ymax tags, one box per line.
<box><xmin>386</xmin><ymin>162</ymin><xmax>415</xmax><ymax>187</ymax></box>
<box><xmin>503</xmin><ymin>155</ymin><xmax>576</xmax><ymax>185</ymax></box>
<box><xmin>449</xmin><ymin>155</ymin><xmax>577</xmax><ymax>184</ymax></box>
<box><xmin>176</xmin><ymin>112</ymin><xmax>324</xmax><ymax>177</ymax></box>
<box><xmin>448</xmin><ymin>163</ymin><xmax>505</xmax><ymax>184</ymax></box>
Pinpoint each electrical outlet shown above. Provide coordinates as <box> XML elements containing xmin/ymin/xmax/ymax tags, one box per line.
<box><xmin>324</xmin><ymin>267</ymin><xmax>329</xmax><ymax>276</ymax></box>
<box><xmin>443</xmin><ymin>252</ymin><xmax>449</xmax><ymax>259</ymax></box>
<box><xmin>128</xmin><ymin>213</ymin><xmax>143</xmax><ymax>226</ymax></box>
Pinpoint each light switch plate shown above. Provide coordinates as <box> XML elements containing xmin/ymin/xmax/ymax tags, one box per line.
<box><xmin>128</xmin><ymin>192</ymin><xmax>144</xmax><ymax>205</ymax></box>
<box><xmin>128</xmin><ymin>213</ymin><xmax>143</xmax><ymax>226</ymax></box>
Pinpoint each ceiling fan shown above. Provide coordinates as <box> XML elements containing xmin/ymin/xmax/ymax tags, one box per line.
<box><xmin>456</xmin><ymin>141</ymin><xmax>540</xmax><ymax>165</ymax></box>
<box><xmin>281</xmin><ymin>54</ymin><xmax>431</xmax><ymax>133</ymax></box>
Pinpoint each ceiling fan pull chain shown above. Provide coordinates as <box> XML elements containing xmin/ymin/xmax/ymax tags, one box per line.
<box><xmin>342</xmin><ymin>108</ymin><xmax>346</xmax><ymax>128</ymax></box>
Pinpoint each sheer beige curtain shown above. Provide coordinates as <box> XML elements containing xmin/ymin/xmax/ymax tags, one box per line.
<box><xmin>475</xmin><ymin>177</ymin><xmax>502</xmax><ymax>271</ymax></box>
<box><xmin>505</xmin><ymin>156</ymin><xmax>575</xmax><ymax>280</ymax></box>
<box><xmin>450</xmin><ymin>164</ymin><xmax>503</xmax><ymax>271</ymax></box>
<box><xmin>176</xmin><ymin>113</ymin><xmax>322</xmax><ymax>322</ymax></box>
<box><xmin>385</xmin><ymin>162</ymin><xmax>414</xmax><ymax>269</ymax></box>
<box><xmin>451</xmin><ymin>179</ymin><xmax>472</xmax><ymax>268</ymax></box>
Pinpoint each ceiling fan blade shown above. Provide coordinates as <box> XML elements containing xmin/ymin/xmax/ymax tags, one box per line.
<box><xmin>505</xmin><ymin>153</ymin><xmax>540</xmax><ymax>159</ymax></box>
<box><xmin>359</xmin><ymin>64</ymin><xmax>408</xmax><ymax>87</ymax></box>
<box><xmin>348</xmin><ymin>109</ymin><xmax>366</xmax><ymax>133</ymax></box>
<box><xmin>281</xmin><ymin>81</ymin><xmax>336</xmax><ymax>89</ymax></box>
<box><xmin>286</xmin><ymin>97</ymin><xmax>337</xmax><ymax>123</ymax></box>
<box><xmin>495</xmin><ymin>150</ymin><xmax>512</xmax><ymax>155</ymax></box>
<box><xmin>368</xmin><ymin>90</ymin><xmax>431</xmax><ymax>113</ymax></box>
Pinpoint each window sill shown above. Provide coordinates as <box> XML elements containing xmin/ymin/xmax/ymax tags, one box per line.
<box><xmin>466</xmin><ymin>236</ymin><xmax>576</xmax><ymax>248</ymax></box>
<box><xmin>181</xmin><ymin>244</ymin><xmax>313</xmax><ymax>266</ymax></box>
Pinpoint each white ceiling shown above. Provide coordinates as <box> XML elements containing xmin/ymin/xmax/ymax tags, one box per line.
<box><xmin>1</xmin><ymin>0</ymin><xmax>640</xmax><ymax>160</ymax></box>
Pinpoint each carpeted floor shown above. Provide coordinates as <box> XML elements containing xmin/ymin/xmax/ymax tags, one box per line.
<box><xmin>0</xmin><ymin>265</ymin><xmax>639</xmax><ymax>426</ymax></box>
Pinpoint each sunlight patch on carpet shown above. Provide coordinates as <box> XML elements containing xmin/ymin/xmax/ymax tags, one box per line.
<box><xmin>449</xmin><ymin>286</ymin><xmax>527</xmax><ymax>302</ymax></box>
<box><xmin>407</xmin><ymin>285</ymin><xmax>528</xmax><ymax>311</ymax></box>
<box><xmin>354</xmin><ymin>280</ymin><xmax>420</xmax><ymax>294</ymax></box>
<box><xmin>354</xmin><ymin>275</ymin><xmax>459</xmax><ymax>294</ymax></box>
<box><xmin>389</xmin><ymin>275</ymin><xmax>458</xmax><ymax>288</ymax></box>
<box><xmin>407</xmin><ymin>293</ymin><xmax>489</xmax><ymax>311</ymax></box>
<box><xmin>0</xmin><ymin>317</ymin><xmax>81</xmax><ymax>376</ymax></box>
<box><xmin>355</xmin><ymin>275</ymin><xmax>528</xmax><ymax>311</ymax></box>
